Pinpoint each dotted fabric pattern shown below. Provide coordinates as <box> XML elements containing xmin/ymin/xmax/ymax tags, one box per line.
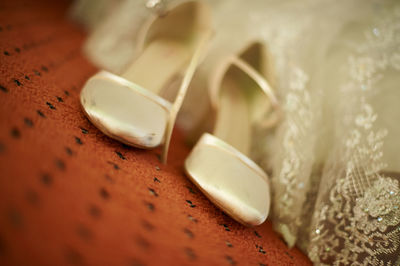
<box><xmin>0</xmin><ymin>1</ymin><xmax>311</xmax><ymax>265</ymax></box>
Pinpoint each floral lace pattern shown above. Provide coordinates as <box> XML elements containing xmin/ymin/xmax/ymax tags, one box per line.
<box><xmin>271</xmin><ymin>65</ymin><xmax>315</xmax><ymax>247</ymax></box>
<box><xmin>309</xmin><ymin>176</ymin><xmax>400</xmax><ymax>265</ymax></box>
<box><xmin>354</xmin><ymin>177</ymin><xmax>400</xmax><ymax>234</ymax></box>
<box><xmin>308</xmin><ymin>4</ymin><xmax>400</xmax><ymax>265</ymax></box>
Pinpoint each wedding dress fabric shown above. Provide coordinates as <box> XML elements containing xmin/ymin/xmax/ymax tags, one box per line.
<box><xmin>71</xmin><ymin>0</ymin><xmax>400</xmax><ymax>264</ymax></box>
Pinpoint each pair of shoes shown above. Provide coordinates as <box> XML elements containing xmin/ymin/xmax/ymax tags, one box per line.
<box><xmin>80</xmin><ymin>0</ymin><xmax>280</xmax><ymax>226</ymax></box>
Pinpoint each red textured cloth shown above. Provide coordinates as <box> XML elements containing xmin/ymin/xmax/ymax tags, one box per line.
<box><xmin>0</xmin><ymin>1</ymin><xmax>311</xmax><ymax>265</ymax></box>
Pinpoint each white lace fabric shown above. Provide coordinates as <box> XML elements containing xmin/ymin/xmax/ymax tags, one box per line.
<box><xmin>71</xmin><ymin>0</ymin><xmax>400</xmax><ymax>264</ymax></box>
<box><xmin>305</xmin><ymin>3</ymin><xmax>400</xmax><ymax>264</ymax></box>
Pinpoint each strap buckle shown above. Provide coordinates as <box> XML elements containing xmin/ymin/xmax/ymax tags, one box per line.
<box><xmin>146</xmin><ymin>0</ymin><xmax>168</xmax><ymax>16</ymax></box>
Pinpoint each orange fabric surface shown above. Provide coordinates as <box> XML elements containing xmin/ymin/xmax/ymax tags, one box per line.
<box><xmin>0</xmin><ymin>1</ymin><xmax>311</xmax><ymax>265</ymax></box>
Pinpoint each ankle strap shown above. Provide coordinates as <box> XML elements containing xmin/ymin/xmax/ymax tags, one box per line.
<box><xmin>230</xmin><ymin>57</ymin><xmax>279</xmax><ymax>108</ymax></box>
<box><xmin>231</xmin><ymin>57</ymin><xmax>281</xmax><ymax>129</ymax></box>
<box><xmin>209</xmin><ymin>55</ymin><xmax>281</xmax><ymax>129</ymax></box>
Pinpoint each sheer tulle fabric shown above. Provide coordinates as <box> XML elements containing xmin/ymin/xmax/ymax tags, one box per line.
<box><xmin>71</xmin><ymin>0</ymin><xmax>400</xmax><ymax>264</ymax></box>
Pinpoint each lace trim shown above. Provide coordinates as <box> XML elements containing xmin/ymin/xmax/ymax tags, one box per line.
<box><xmin>308</xmin><ymin>5</ymin><xmax>400</xmax><ymax>265</ymax></box>
<box><xmin>272</xmin><ymin>64</ymin><xmax>315</xmax><ymax>247</ymax></box>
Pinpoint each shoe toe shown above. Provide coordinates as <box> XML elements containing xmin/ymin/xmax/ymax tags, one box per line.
<box><xmin>80</xmin><ymin>71</ymin><xmax>172</xmax><ymax>148</ymax></box>
<box><xmin>185</xmin><ymin>133</ymin><xmax>270</xmax><ymax>226</ymax></box>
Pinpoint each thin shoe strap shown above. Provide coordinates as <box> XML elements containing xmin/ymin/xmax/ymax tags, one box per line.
<box><xmin>230</xmin><ymin>56</ymin><xmax>281</xmax><ymax>129</ymax></box>
<box><xmin>161</xmin><ymin>30</ymin><xmax>213</xmax><ymax>163</ymax></box>
<box><xmin>230</xmin><ymin>57</ymin><xmax>279</xmax><ymax>108</ymax></box>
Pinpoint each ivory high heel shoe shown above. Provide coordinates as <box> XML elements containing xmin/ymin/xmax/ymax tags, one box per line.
<box><xmin>80</xmin><ymin>1</ymin><xmax>212</xmax><ymax>163</ymax></box>
<box><xmin>185</xmin><ymin>42</ymin><xmax>280</xmax><ymax>226</ymax></box>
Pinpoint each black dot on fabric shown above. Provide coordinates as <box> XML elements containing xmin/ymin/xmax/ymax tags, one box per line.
<box><xmin>65</xmin><ymin>147</ymin><xmax>73</xmax><ymax>156</ymax></box>
<box><xmin>226</xmin><ymin>241</ymin><xmax>233</xmax><ymax>248</ymax></box>
<box><xmin>135</xmin><ymin>235</ymin><xmax>150</xmax><ymax>249</ymax></box>
<box><xmin>10</xmin><ymin>127</ymin><xmax>20</xmax><ymax>138</ymax></box>
<box><xmin>4</xmin><ymin>51</ymin><xmax>10</xmax><ymax>56</ymax></box>
<box><xmin>254</xmin><ymin>231</ymin><xmax>262</xmax><ymax>238</ymax></box>
<box><xmin>15</xmin><ymin>47</ymin><xmax>20</xmax><ymax>53</ymax></box>
<box><xmin>184</xmin><ymin>247</ymin><xmax>196</xmax><ymax>260</ymax></box>
<box><xmin>186</xmin><ymin>186</ymin><xmax>197</xmax><ymax>194</ymax></box>
<box><xmin>144</xmin><ymin>201</ymin><xmax>155</xmax><ymax>211</ymax></box>
<box><xmin>14</xmin><ymin>79</ymin><xmax>21</xmax><ymax>86</ymax></box>
<box><xmin>0</xmin><ymin>142</ymin><xmax>5</xmax><ymax>153</ymax></box>
<box><xmin>187</xmin><ymin>215</ymin><xmax>198</xmax><ymax>223</ymax></box>
<box><xmin>25</xmin><ymin>75</ymin><xmax>30</xmax><ymax>80</ymax></box>
<box><xmin>64</xmin><ymin>90</ymin><xmax>70</xmax><ymax>96</ymax></box>
<box><xmin>88</xmin><ymin>204</ymin><xmax>102</xmax><ymax>219</ymax></box>
<box><xmin>285</xmin><ymin>251</ymin><xmax>294</xmax><ymax>259</ymax></box>
<box><xmin>55</xmin><ymin>159</ymin><xmax>66</xmax><ymax>171</ymax></box>
<box><xmin>24</xmin><ymin>118</ymin><xmax>33</xmax><ymax>127</ymax></box>
<box><xmin>46</xmin><ymin>102</ymin><xmax>56</xmax><ymax>109</ymax></box>
<box><xmin>186</xmin><ymin>200</ymin><xmax>196</xmax><ymax>208</ymax></box>
<box><xmin>107</xmin><ymin>161</ymin><xmax>119</xmax><ymax>170</ymax></box>
<box><xmin>26</xmin><ymin>189</ymin><xmax>40</xmax><ymax>206</ymax></box>
<box><xmin>104</xmin><ymin>174</ymin><xmax>115</xmax><ymax>184</ymax></box>
<box><xmin>115</xmin><ymin>151</ymin><xmax>126</xmax><ymax>160</ymax></box>
<box><xmin>148</xmin><ymin>188</ymin><xmax>158</xmax><ymax>197</ymax></box>
<box><xmin>80</xmin><ymin>127</ymin><xmax>88</xmax><ymax>134</ymax></box>
<box><xmin>220</xmin><ymin>224</ymin><xmax>230</xmax><ymax>232</ymax></box>
<box><xmin>183</xmin><ymin>228</ymin><xmax>194</xmax><ymax>239</ymax></box>
<box><xmin>41</xmin><ymin>66</ymin><xmax>48</xmax><ymax>72</ymax></box>
<box><xmin>7</xmin><ymin>208</ymin><xmax>23</xmax><ymax>228</ymax></box>
<box><xmin>141</xmin><ymin>220</ymin><xmax>155</xmax><ymax>231</ymax></box>
<box><xmin>41</xmin><ymin>173</ymin><xmax>53</xmax><ymax>186</ymax></box>
<box><xmin>129</xmin><ymin>258</ymin><xmax>145</xmax><ymax>266</ymax></box>
<box><xmin>56</xmin><ymin>96</ymin><xmax>63</xmax><ymax>102</ymax></box>
<box><xmin>65</xmin><ymin>247</ymin><xmax>84</xmax><ymax>265</ymax></box>
<box><xmin>77</xmin><ymin>224</ymin><xmax>93</xmax><ymax>241</ymax></box>
<box><xmin>34</xmin><ymin>70</ymin><xmax>41</xmax><ymax>76</ymax></box>
<box><xmin>99</xmin><ymin>188</ymin><xmax>110</xmax><ymax>200</ymax></box>
<box><xmin>153</xmin><ymin>177</ymin><xmax>161</xmax><ymax>183</ymax></box>
<box><xmin>258</xmin><ymin>245</ymin><xmax>266</xmax><ymax>254</ymax></box>
<box><xmin>225</xmin><ymin>255</ymin><xmax>236</xmax><ymax>265</ymax></box>
<box><xmin>74</xmin><ymin>136</ymin><xmax>83</xmax><ymax>145</ymax></box>
<box><xmin>37</xmin><ymin>110</ymin><xmax>46</xmax><ymax>118</ymax></box>
<box><xmin>0</xmin><ymin>85</ymin><xmax>8</xmax><ymax>93</ymax></box>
